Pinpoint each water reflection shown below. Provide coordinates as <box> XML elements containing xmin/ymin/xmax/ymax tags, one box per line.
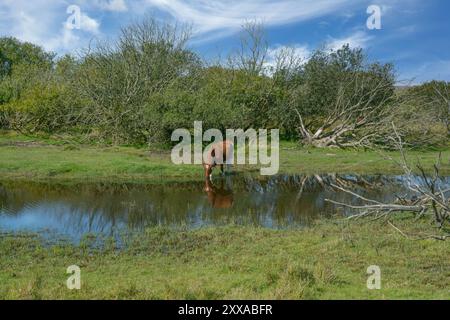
<box><xmin>204</xmin><ymin>177</ymin><xmax>234</xmax><ymax>209</ymax></box>
<box><xmin>0</xmin><ymin>174</ymin><xmax>448</xmax><ymax>241</ymax></box>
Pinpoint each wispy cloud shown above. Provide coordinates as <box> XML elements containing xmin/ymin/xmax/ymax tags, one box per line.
<box><xmin>326</xmin><ymin>30</ymin><xmax>373</xmax><ymax>51</ymax></box>
<box><xmin>0</xmin><ymin>0</ymin><xmax>447</xmax><ymax>84</ymax></box>
<box><xmin>142</xmin><ymin>0</ymin><xmax>362</xmax><ymax>41</ymax></box>
<box><xmin>94</xmin><ymin>0</ymin><xmax>128</xmax><ymax>12</ymax></box>
<box><xmin>402</xmin><ymin>59</ymin><xmax>450</xmax><ymax>84</ymax></box>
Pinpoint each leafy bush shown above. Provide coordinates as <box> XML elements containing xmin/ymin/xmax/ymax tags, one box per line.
<box><xmin>0</xmin><ymin>20</ymin><xmax>447</xmax><ymax>149</ymax></box>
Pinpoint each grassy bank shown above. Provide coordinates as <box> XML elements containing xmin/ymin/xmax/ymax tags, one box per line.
<box><xmin>0</xmin><ymin>218</ymin><xmax>449</xmax><ymax>299</ymax></box>
<box><xmin>1</xmin><ymin>132</ymin><xmax>449</xmax><ymax>183</ymax></box>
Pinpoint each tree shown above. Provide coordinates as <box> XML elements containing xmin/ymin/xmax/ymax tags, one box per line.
<box><xmin>288</xmin><ymin>45</ymin><xmax>395</xmax><ymax>147</ymax></box>
<box><xmin>231</xmin><ymin>20</ymin><xmax>268</xmax><ymax>76</ymax></box>
<box><xmin>0</xmin><ymin>37</ymin><xmax>57</xmax><ymax>129</ymax></box>
<box><xmin>408</xmin><ymin>81</ymin><xmax>449</xmax><ymax>137</ymax></box>
<box><xmin>193</xmin><ymin>66</ymin><xmax>279</xmax><ymax>131</ymax></box>
<box><xmin>0</xmin><ymin>37</ymin><xmax>54</xmax><ymax>78</ymax></box>
<box><xmin>0</xmin><ymin>37</ymin><xmax>56</xmax><ymax>105</ymax></box>
<box><xmin>76</xmin><ymin>16</ymin><xmax>201</xmax><ymax>144</ymax></box>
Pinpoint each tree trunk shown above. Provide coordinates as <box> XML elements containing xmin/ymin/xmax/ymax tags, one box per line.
<box><xmin>301</xmin><ymin>135</ymin><xmax>336</xmax><ymax>147</ymax></box>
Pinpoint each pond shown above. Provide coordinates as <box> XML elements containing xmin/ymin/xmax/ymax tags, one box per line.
<box><xmin>1</xmin><ymin>174</ymin><xmax>448</xmax><ymax>242</ymax></box>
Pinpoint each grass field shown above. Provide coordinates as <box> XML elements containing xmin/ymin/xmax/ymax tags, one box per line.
<box><xmin>0</xmin><ymin>217</ymin><xmax>449</xmax><ymax>299</ymax></box>
<box><xmin>0</xmin><ymin>131</ymin><xmax>449</xmax><ymax>183</ymax></box>
<box><xmin>1</xmin><ymin>131</ymin><xmax>449</xmax><ymax>300</ymax></box>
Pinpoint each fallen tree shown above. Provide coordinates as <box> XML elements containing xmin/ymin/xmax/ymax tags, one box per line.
<box><xmin>294</xmin><ymin>73</ymin><xmax>394</xmax><ymax>147</ymax></box>
<box><xmin>285</xmin><ymin>46</ymin><xmax>396</xmax><ymax>148</ymax></box>
<box><xmin>325</xmin><ymin>124</ymin><xmax>449</xmax><ymax>238</ymax></box>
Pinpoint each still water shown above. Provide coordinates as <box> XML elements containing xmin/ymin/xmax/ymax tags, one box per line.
<box><xmin>0</xmin><ymin>174</ymin><xmax>447</xmax><ymax>241</ymax></box>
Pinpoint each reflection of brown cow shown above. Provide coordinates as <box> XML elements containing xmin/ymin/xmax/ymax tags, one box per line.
<box><xmin>204</xmin><ymin>178</ymin><xmax>234</xmax><ymax>209</ymax></box>
<box><xmin>203</xmin><ymin>140</ymin><xmax>234</xmax><ymax>179</ymax></box>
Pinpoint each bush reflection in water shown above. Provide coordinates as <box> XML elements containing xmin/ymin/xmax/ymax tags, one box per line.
<box><xmin>1</xmin><ymin>174</ymin><xmax>448</xmax><ymax>241</ymax></box>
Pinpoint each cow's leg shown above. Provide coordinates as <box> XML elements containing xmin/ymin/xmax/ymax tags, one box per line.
<box><xmin>220</xmin><ymin>164</ymin><xmax>224</xmax><ymax>175</ymax></box>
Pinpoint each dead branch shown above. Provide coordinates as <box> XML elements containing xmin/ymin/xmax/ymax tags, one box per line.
<box><xmin>324</xmin><ymin>123</ymin><xmax>449</xmax><ymax>232</ymax></box>
<box><xmin>295</xmin><ymin>72</ymin><xmax>394</xmax><ymax>147</ymax></box>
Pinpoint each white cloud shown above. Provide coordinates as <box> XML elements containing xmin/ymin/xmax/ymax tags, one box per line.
<box><xmin>79</xmin><ymin>13</ymin><xmax>101</xmax><ymax>34</ymax></box>
<box><xmin>0</xmin><ymin>1</ymin><xmax>52</xmax><ymax>46</ymax></box>
<box><xmin>0</xmin><ymin>0</ymin><xmax>436</xmax><ymax>78</ymax></box>
<box><xmin>267</xmin><ymin>44</ymin><xmax>311</xmax><ymax>64</ymax></box>
<box><xmin>326</xmin><ymin>31</ymin><xmax>373</xmax><ymax>51</ymax></box>
<box><xmin>0</xmin><ymin>0</ymin><xmax>101</xmax><ymax>54</ymax></box>
<box><xmin>95</xmin><ymin>0</ymin><xmax>128</xmax><ymax>12</ymax></box>
<box><xmin>142</xmin><ymin>0</ymin><xmax>362</xmax><ymax>42</ymax></box>
<box><xmin>263</xmin><ymin>44</ymin><xmax>310</xmax><ymax>75</ymax></box>
<box><xmin>53</xmin><ymin>28</ymin><xmax>80</xmax><ymax>52</ymax></box>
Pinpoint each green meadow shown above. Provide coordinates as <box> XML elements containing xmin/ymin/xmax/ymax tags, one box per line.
<box><xmin>0</xmin><ymin>132</ymin><xmax>448</xmax><ymax>183</ymax></box>
<box><xmin>1</xmin><ymin>218</ymin><xmax>449</xmax><ymax>299</ymax></box>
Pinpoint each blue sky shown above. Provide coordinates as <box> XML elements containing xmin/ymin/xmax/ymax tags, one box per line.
<box><xmin>0</xmin><ymin>0</ymin><xmax>449</xmax><ymax>83</ymax></box>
